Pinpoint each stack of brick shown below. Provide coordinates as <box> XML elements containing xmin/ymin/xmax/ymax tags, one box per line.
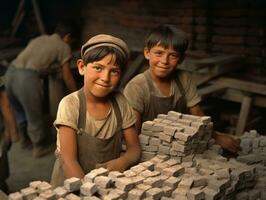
<box><xmin>139</xmin><ymin>111</ymin><xmax>214</xmax><ymax>162</ymax></box>
<box><xmin>238</xmin><ymin>130</ymin><xmax>266</xmax><ymax>166</ymax></box>
<box><xmin>9</xmin><ymin>153</ymin><xmax>260</xmax><ymax>200</ymax></box>
<box><xmin>235</xmin><ymin>130</ymin><xmax>266</xmax><ymax>199</ymax></box>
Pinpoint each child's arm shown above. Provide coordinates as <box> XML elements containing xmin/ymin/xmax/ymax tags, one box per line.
<box><xmin>62</xmin><ymin>62</ymin><xmax>78</xmax><ymax>92</ymax></box>
<box><xmin>98</xmin><ymin>125</ymin><xmax>141</xmax><ymax>172</ymax></box>
<box><xmin>59</xmin><ymin>125</ymin><xmax>85</xmax><ymax>178</ymax></box>
<box><xmin>189</xmin><ymin>104</ymin><xmax>241</xmax><ymax>153</ymax></box>
<box><xmin>0</xmin><ymin>90</ymin><xmax>19</xmax><ymax>143</ymax></box>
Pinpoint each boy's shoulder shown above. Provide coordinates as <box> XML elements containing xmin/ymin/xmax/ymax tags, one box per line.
<box><xmin>128</xmin><ymin>72</ymin><xmax>146</xmax><ymax>84</ymax></box>
<box><xmin>60</xmin><ymin>91</ymin><xmax>80</xmax><ymax>106</ymax></box>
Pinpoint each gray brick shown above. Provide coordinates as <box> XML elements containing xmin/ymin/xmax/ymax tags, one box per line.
<box><xmin>94</xmin><ymin>176</ymin><xmax>112</xmax><ymax>188</ymax></box>
<box><xmin>53</xmin><ymin>186</ymin><xmax>68</xmax><ymax>198</ymax></box>
<box><xmin>164</xmin><ymin>176</ymin><xmax>181</xmax><ymax>189</ymax></box>
<box><xmin>64</xmin><ymin>177</ymin><xmax>81</xmax><ymax>192</ymax></box>
<box><xmin>8</xmin><ymin>192</ymin><xmax>23</xmax><ymax>200</ymax></box>
<box><xmin>20</xmin><ymin>187</ymin><xmax>38</xmax><ymax>200</ymax></box>
<box><xmin>142</xmin><ymin>121</ymin><xmax>155</xmax><ymax>130</ymax></box>
<box><xmin>146</xmin><ymin>188</ymin><xmax>163</xmax><ymax>200</ymax></box>
<box><xmin>65</xmin><ymin>193</ymin><xmax>81</xmax><ymax>200</ymax></box>
<box><xmin>39</xmin><ymin>189</ymin><xmax>56</xmax><ymax>200</ymax></box>
<box><xmin>80</xmin><ymin>182</ymin><xmax>97</xmax><ymax>196</ymax></box>
<box><xmin>115</xmin><ymin>177</ymin><xmax>134</xmax><ymax>191</ymax></box>
<box><xmin>127</xmin><ymin>188</ymin><xmax>145</xmax><ymax>200</ymax></box>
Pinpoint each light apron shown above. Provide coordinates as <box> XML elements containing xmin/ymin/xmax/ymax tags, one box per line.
<box><xmin>142</xmin><ymin>70</ymin><xmax>188</xmax><ymax>122</ymax></box>
<box><xmin>50</xmin><ymin>88</ymin><xmax>122</xmax><ymax>187</ymax></box>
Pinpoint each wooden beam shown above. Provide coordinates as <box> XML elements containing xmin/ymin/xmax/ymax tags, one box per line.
<box><xmin>211</xmin><ymin>77</ymin><xmax>266</xmax><ymax>96</ymax></box>
<box><xmin>11</xmin><ymin>0</ymin><xmax>25</xmax><ymax>37</ymax></box>
<box><xmin>218</xmin><ymin>88</ymin><xmax>266</xmax><ymax>108</ymax></box>
<box><xmin>236</xmin><ymin>95</ymin><xmax>253</xmax><ymax>136</ymax></box>
<box><xmin>31</xmin><ymin>0</ymin><xmax>46</xmax><ymax>34</ymax></box>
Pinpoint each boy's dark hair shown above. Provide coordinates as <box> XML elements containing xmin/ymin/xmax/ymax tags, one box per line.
<box><xmin>145</xmin><ymin>24</ymin><xmax>189</xmax><ymax>55</ymax></box>
<box><xmin>54</xmin><ymin>22</ymin><xmax>78</xmax><ymax>38</ymax></box>
<box><xmin>83</xmin><ymin>46</ymin><xmax>128</xmax><ymax>72</ymax></box>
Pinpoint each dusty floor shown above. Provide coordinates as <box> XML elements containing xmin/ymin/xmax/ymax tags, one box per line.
<box><xmin>6</xmin><ymin>141</ymin><xmax>55</xmax><ymax>193</ymax></box>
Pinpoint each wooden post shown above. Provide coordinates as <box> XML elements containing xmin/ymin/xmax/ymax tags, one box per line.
<box><xmin>31</xmin><ymin>0</ymin><xmax>46</xmax><ymax>34</ymax></box>
<box><xmin>235</xmin><ymin>93</ymin><xmax>253</xmax><ymax>136</ymax></box>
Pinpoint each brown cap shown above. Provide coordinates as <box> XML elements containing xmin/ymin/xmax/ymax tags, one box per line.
<box><xmin>81</xmin><ymin>34</ymin><xmax>129</xmax><ymax>59</ymax></box>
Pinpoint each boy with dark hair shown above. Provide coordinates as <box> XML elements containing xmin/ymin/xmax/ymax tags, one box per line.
<box><xmin>5</xmin><ymin>23</ymin><xmax>78</xmax><ymax>158</ymax></box>
<box><xmin>124</xmin><ymin>24</ymin><xmax>240</xmax><ymax>153</ymax></box>
<box><xmin>50</xmin><ymin>34</ymin><xmax>141</xmax><ymax>187</ymax></box>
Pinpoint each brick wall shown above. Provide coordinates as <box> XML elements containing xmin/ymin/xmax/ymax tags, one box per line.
<box><xmin>79</xmin><ymin>0</ymin><xmax>266</xmax><ymax>75</ymax></box>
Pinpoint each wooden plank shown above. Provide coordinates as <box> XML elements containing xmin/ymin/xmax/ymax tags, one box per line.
<box><xmin>178</xmin><ymin>54</ymin><xmax>243</xmax><ymax>72</ymax></box>
<box><xmin>193</xmin><ymin>73</ymin><xmax>219</xmax><ymax>86</ymax></box>
<box><xmin>210</xmin><ymin>77</ymin><xmax>266</xmax><ymax>96</ymax></box>
<box><xmin>11</xmin><ymin>10</ymin><xmax>25</xmax><ymax>37</ymax></box>
<box><xmin>235</xmin><ymin>95</ymin><xmax>253</xmax><ymax>136</ymax></box>
<box><xmin>219</xmin><ymin>88</ymin><xmax>266</xmax><ymax>108</ymax></box>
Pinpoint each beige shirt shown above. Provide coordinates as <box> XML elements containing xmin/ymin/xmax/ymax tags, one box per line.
<box><xmin>54</xmin><ymin>91</ymin><xmax>136</xmax><ymax>151</ymax></box>
<box><xmin>12</xmin><ymin>34</ymin><xmax>71</xmax><ymax>73</ymax></box>
<box><xmin>123</xmin><ymin>69</ymin><xmax>201</xmax><ymax>114</ymax></box>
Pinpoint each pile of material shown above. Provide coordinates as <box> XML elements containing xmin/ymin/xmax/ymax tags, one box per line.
<box><xmin>8</xmin><ymin>112</ymin><xmax>266</xmax><ymax>200</ymax></box>
<box><xmin>9</xmin><ymin>153</ymin><xmax>260</xmax><ymax>200</ymax></box>
<box><xmin>139</xmin><ymin>111</ymin><xmax>214</xmax><ymax>161</ymax></box>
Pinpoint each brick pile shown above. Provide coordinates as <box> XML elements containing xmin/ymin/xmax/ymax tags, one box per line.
<box><xmin>9</xmin><ymin>153</ymin><xmax>260</xmax><ymax>200</ymax></box>
<box><xmin>139</xmin><ymin>111</ymin><xmax>214</xmax><ymax>162</ymax></box>
<box><xmin>235</xmin><ymin>130</ymin><xmax>266</xmax><ymax>199</ymax></box>
<box><xmin>8</xmin><ymin>113</ymin><xmax>266</xmax><ymax>200</ymax></box>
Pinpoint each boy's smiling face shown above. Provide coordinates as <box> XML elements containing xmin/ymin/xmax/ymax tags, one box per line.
<box><xmin>144</xmin><ymin>44</ymin><xmax>181</xmax><ymax>79</ymax></box>
<box><xmin>77</xmin><ymin>54</ymin><xmax>121</xmax><ymax>98</ymax></box>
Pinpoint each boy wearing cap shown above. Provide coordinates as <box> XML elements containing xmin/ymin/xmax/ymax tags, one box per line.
<box><xmin>50</xmin><ymin>34</ymin><xmax>141</xmax><ymax>187</ymax></box>
<box><xmin>5</xmin><ymin>23</ymin><xmax>78</xmax><ymax>157</ymax></box>
<box><xmin>124</xmin><ymin>24</ymin><xmax>240</xmax><ymax>153</ymax></box>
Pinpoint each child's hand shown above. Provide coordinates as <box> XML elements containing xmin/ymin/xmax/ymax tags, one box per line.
<box><xmin>96</xmin><ymin>158</ymin><xmax>126</xmax><ymax>172</ymax></box>
<box><xmin>4</xmin><ymin>128</ymin><xmax>19</xmax><ymax>143</ymax></box>
<box><xmin>214</xmin><ymin>132</ymin><xmax>241</xmax><ymax>153</ymax></box>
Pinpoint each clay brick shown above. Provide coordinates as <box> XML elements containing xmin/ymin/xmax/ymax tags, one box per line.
<box><xmin>115</xmin><ymin>177</ymin><xmax>135</xmax><ymax>191</ymax></box>
<box><xmin>123</xmin><ymin>170</ymin><xmax>137</xmax><ymax>177</ymax></box>
<box><xmin>8</xmin><ymin>192</ymin><xmax>23</xmax><ymax>200</ymax></box>
<box><xmin>164</xmin><ymin>176</ymin><xmax>181</xmax><ymax>189</ymax></box>
<box><xmin>139</xmin><ymin>161</ymin><xmax>154</xmax><ymax>170</ymax></box>
<box><xmin>142</xmin><ymin>121</ymin><xmax>155</xmax><ymax>130</ymax></box>
<box><xmin>143</xmin><ymin>176</ymin><xmax>163</xmax><ymax>187</ymax></box>
<box><xmin>80</xmin><ymin>182</ymin><xmax>98</xmax><ymax>196</ymax></box>
<box><xmin>20</xmin><ymin>187</ymin><xmax>38</xmax><ymax>200</ymax></box>
<box><xmin>64</xmin><ymin>177</ymin><xmax>81</xmax><ymax>192</ymax></box>
<box><xmin>127</xmin><ymin>188</ymin><xmax>145</xmax><ymax>200</ymax></box>
<box><xmin>94</xmin><ymin>176</ymin><xmax>112</xmax><ymax>188</ymax></box>
<box><xmin>29</xmin><ymin>181</ymin><xmax>42</xmax><ymax>189</ymax></box>
<box><xmin>146</xmin><ymin>187</ymin><xmax>163</xmax><ymax>200</ymax></box>
<box><xmin>54</xmin><ymin>186</ymin><xmax>68</xmax><ymax>198</ymax></box>
<box><xmin>38</xmin><ymin>181</ymin><xmax>52</xmax><ymax>193</ymax></box>
<box><xmin>65</xmin><ymin>193</ymin><xmax>81</xmax><ymax>200</ymax></box>
<box><xmin>39</xmin><ymin>189</ymin><xmax>56</xmax><ymax>200</ymax></box>
<box><xmin>187</xmin><ymin>187</ymin><xmax>204</xmax><ymax>200</ymax></box>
